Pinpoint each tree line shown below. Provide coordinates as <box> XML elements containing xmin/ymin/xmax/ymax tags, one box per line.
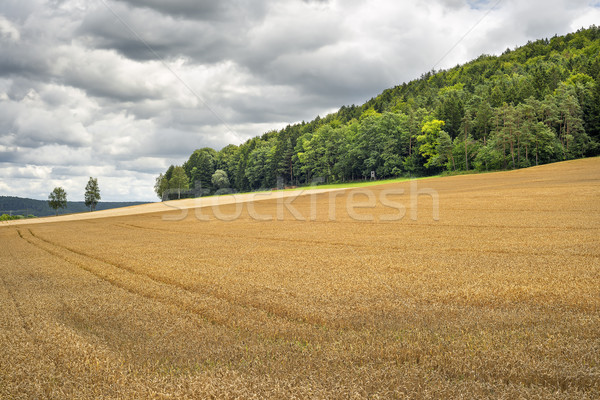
<box><xmin>155</xmin><ymin>27</ymin><xmax>600</xmax><ymax>199</ymax></box>
<box><xmin>47</xmin><ymin>177</ymin><xmax>101</xmax><ymax>215</ymax></box>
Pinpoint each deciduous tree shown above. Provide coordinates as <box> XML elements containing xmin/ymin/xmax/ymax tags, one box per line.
<box><xmin>84</xmin><ymin>177</ymin><xmax>101</xmax><ymax>211</ymax></box>
<box><xmin>170</xmin><ymin>166</ymin><xmax>189</xmax><ymax>199</ymax></box>
<box><xmin>211</xmin><ymin>169</ymin><xmax>230</xmax><ymax>189</ymax></box>
<box><xmin>48</xmin><ymin>187</ymin><xmax>67</xmax><ymax>216</ymax></box>
<box><xmin>154</xmin><ymin>173</ymin><xmax>169</xmax><ymax>200</ymax></box>
<box><xmin>417</xmin><ymin>119</ymin><xmax>447</xmax><ymax>169</ymax></box>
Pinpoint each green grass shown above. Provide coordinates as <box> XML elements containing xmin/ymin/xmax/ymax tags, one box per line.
<box><xmin>185</xmin><ymin>174</ymin><xmax>445</xmax><ymax>200</ymax></box>
<box><xmin>303</xmin><ymin>175</ymin><xmax>442</xmax><ymax>190</ymax></box>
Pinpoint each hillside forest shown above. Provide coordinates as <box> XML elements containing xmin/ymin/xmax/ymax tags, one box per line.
<box><xmin>155</xmin><ymin>27</ymin><xmax>600</xmax><ymax>198</ymax></box>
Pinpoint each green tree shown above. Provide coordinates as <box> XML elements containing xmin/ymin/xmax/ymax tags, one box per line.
<box><xmin>48</xmin><ymin>187</ymin><xmax>67</xmax><ymax>216</ymax></box>
<box><xmin>496</xmin><ymin>103</ymin><xmax>516</xmax><ymax>169</ymax></box>
<box><xmin>245</xmin><ymin>139</ymin><xmax>277</xmax><ymax>189</ymax></box>
<box><xmin>434</xmin><ymin>130</ymin><xmax>455</xmax><ymax>170</ymax></box>
<box><xmin>476</xmin><ymin>131</ymin><xmax>507</xmax><ymax>170</ymax></box>
<box><xmin>556</xmin><ymin>85</ymin><xmax>589</xmax><ymax>158</ymax></box>
<box><xmin>154</xmin><ymin>173</ymin><xmax>169</xmax><ymax>200</ymax></box>
<box><xmin>474</xmin><ymin>142</ymin><xmax>495</xmax><ymax>171</ymax></box>
<box><xmin>417</xmin><ymin>119</ymin><xmax>447</xmax><ymax>169</ymax></box>
<box><xmin>460</xmin><ymin>110</ymin><xmax>474</xmax><ymax>170</ymax></box>
<box><xmin>184</xmin><ymin>148</ymin><xmax>216</xmax><ymax>189</ymax></box>
<box><xmin>216</xmin><ymin>144</ymin><xmax>239</xmax><ymax>188</ymax></box>
<box><xmin>211</xmin><ymin>169</ymin><xmax>230</xmax><ymax>190</ymax></box>
<box><xmin>436</xmin><ymin>85</ymin><xmax>464</xmax><ymax>138</ymax></box>
<box><xmin>170</xmin><ymin>166</ymin><xmax>189</xmax><ymax>199</ymax></box>
<box><xmin>585</xmin><ymin>73</ymin><xmax>600</xmax><ymax>145</ymax></box>
<box><xmin>517</xmin><ymin>98</ymin><xmax>541</xmax><ymax>166</ymax></box>
<box><xmin>84</xmin><ymin>177</ymin><xmax>101</xmax><ymax>212</ymax></box>
<box><xmin>532</xmin><ymin>122</ymin><xmax>561</xmax><ymax>166</ymax></box>
<box><xmin>294</xmin><ymin>133</ymin><xmax>315</xmax><ymax>184</ymax></box>
<box><xmin>473</xmin><ymin>99</ymin><xmax>494</xmax><ymax>144</ymax></box>
<box><xmin>164</xmin><ymin>165</ymin><xmax>175</xmax><ymax>182</ymax></box>
<box><xmin>277</xmin><ymin>137</ymin><xmax>295</xmax><ymax>185</ymax></box>
<box><xmin>375</xmin><ymin>112</ymin><xmax>409</xmax><ymax>177</ymax></box>
<box><xmin>302</xmin><ymin>124</ymin><xmax>345</xmax><ymax>182</ymax></box>
<box><xmin>333</xmin><ymin>121</ymin><xmax>361</xmax><ymax>181</ymax></box>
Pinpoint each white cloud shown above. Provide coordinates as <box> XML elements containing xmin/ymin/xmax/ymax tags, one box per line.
<box><xmin>1</xmin><ymin>164</ymin><xmax>52</xmax><ymax>179</ymax></box>
<box><xmin>570</xmin><ymin>8</ymin><xmax>600</xmax><ymax>31</ymax></box>
<box><xmin>0</xmin><ymin>15</ymin><xmax>20</xmax><ymax>41</ymax></box>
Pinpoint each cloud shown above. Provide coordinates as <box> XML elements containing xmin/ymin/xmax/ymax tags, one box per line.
<box><xmin>0</xmin><ymin>0</ymin><xmax>598</xmax><ymax>201</ymax></box>
<box><xmin>113</xmin><ymin>0</ymin><xmax>235</xmax><ymax>20</ymax></box>
<box><xmin>0</xmin><ymin>15</ymin><xmax>20</xmax><ymax>41</ymax></box>
<box><xmin>0</xmin><ymin>164</ymin><xmax>52</xmax><ymax>179</ymax></box>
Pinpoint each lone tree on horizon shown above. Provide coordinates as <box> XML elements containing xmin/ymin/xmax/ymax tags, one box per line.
<box><xmin>85</xmin><ymin>177</ymin><xmax>101</xmax><ymax>211</ymax></box>
<box><xmin>48</xmin><ymin>187</ymin><xmax>67</xmax><ymax>215</ymax></box>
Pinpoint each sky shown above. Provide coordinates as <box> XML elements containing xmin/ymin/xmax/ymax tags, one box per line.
<box><xmin>0</xmin><ymin>0</ymin><xmax>598</xmax><ymax>202</ymax></box>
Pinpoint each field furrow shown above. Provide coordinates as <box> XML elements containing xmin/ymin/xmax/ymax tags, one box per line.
<box><xmin>17</xmin><ymin>228</ymin><xmax>324</xmax><ymax>337</ymax></box>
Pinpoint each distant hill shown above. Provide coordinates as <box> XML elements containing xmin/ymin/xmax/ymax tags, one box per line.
<box><xmin>0</xmin><ymin>196</ymin><xmax>149</xmax><ymax>217</ymax></box>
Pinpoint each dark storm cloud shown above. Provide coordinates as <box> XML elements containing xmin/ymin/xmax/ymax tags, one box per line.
<box><xmin>77</xmin><ymin>3</ymin><xmax>244</xmax><ymax>62</ymax></box>
<box><xmin>0</xmin><ymin>30</ymin><xmax>54</xmax><ymax>81</ymax></box>
<box><xmin>114</xmin><ymin>0</ymin><xmax>232</xmax><ymax>20</ymax></box>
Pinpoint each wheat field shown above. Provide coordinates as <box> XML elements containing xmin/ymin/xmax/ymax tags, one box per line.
<box><xmin>1</xmin><ymin>158</ymin><xmax>599</xmax><ymax>399</ymax></box>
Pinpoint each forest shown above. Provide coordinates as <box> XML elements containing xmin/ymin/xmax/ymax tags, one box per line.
<box><xmin>155</xmin><ymin>27</ymin><xmax>600</xmax><ymax>198</ymax></box>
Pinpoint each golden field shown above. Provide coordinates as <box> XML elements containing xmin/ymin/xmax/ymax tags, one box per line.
<box><xmin>1</xmin><ymin>158</ymin><xmax>599</xmax><ymax>399</ymax></box>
